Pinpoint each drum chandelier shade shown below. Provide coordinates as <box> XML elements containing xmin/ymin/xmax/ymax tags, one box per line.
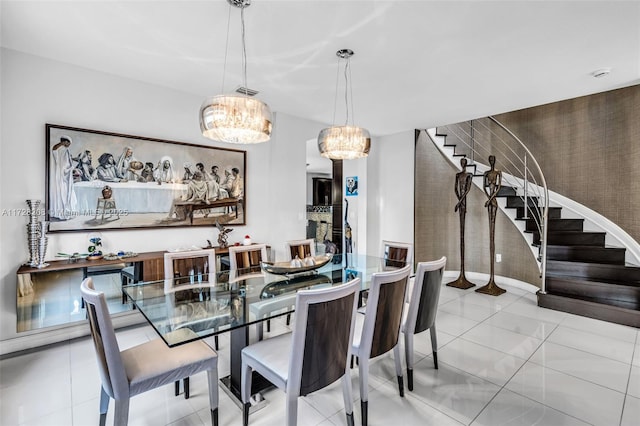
<box><xmin>318</xmin><ymin>49</ymin><xmax>371</xmax><ymax>160</ymax></box>
<box><xmin>199</xmin><ymin>0</ymin><xmax>272</xmax><ymax>144</ymax></box>
<box><xmin>200</xmin><ymin>94</ymin><xmax>272</xmax><ymax>144</ymax></box>
<box><xmin>318</xmin><ymin>126</ymin><xmax>371</xmax><ymax>160</ymax></box>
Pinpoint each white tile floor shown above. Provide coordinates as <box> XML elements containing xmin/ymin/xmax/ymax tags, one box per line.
<box><xmin>1</xmin><ymin>280</ymin><xmax>639</xmax><ymax>426</ymax></box>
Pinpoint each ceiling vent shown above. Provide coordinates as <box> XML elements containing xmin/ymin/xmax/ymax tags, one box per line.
<box><xmin>235</xmin><ymin>86</ymin><xmax>259</xmax><ymax>96</ymax></box>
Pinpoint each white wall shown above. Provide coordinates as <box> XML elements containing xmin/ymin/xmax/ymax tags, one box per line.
<box><xmin>0</xmin><ymin>48</ymin><xmax>327</xmax><ymax>350</ymax></box>
<box><xmin>366</xmin><ymin>131</ymin><xmax>415</xmax><ymax>256</ymax></box>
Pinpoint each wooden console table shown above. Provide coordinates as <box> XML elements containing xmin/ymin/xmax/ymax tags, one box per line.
<box><xmin>16</xmin><ymin>246</ymin><xmax>237</xmax><ymax>285</ymax></box>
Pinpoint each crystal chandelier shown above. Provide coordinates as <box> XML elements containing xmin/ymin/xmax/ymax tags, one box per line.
<box><xmin>318</xmin><ymin>49</ymin><xmax>370</xmax><ymax>160</ymax></box>
<box><xmin>199</xmin><ymin>0</ymin><xmax>272</xmax><ymax>144</ymax></box>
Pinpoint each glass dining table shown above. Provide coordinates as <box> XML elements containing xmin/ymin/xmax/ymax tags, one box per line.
<box><xmin>122</xmin><ymin>253</ymin><xmax>406</xmax><ymax>407</ymax></box>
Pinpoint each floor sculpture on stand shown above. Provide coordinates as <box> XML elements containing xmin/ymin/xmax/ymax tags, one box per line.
<box><xmin>448</xmin><ymin>158</ymin><xmax>475</xmax><ymax>289</ymax></box>
<box><xmin>476</xmin><ymin>155</ymin><xmax>506</xmax><ymax>296</ymax></box>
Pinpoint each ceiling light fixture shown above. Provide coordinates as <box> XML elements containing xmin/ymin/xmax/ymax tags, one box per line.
<box><xmin>318</xmin><ymin>49</ymin><xmax>371</xmax><ymax>160</ymax></box>
<box><xmin>199</xmin><ymin>0</ymin><xmax>272</xmax><ymax>144</ymax></box>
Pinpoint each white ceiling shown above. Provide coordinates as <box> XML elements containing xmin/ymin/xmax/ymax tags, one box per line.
<box><xmin>2</xmin><ymin>0</ymin><xmax>639</xmax><ymax>139</ymax></box>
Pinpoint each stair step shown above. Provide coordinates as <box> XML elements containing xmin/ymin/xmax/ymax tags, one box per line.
<box><xmin>547</xmin><ymin>260</ymin><xmax>640</xmax><ymax>282</ymax></box>
<box><xmin>545</xmin><ymin>276</ymin><xmax>640</xmax><ymax>307</ymax></box>
<box><xmin>526</xmin><ymin>218</ymin><xmax>584</xmax><ymax>232</ymax></box>
<box><xmin>496</xmin><ymin>187</ymin><xmax>517</xmax><ymax>197</ymax></box>
<box><xmin>537</xmin><ymin>292</ymin><xmax>640</xmax><ymax>327</ymax></box>
<box><xmin>505</xmin><ymin>196</ymin><xmax>539</xmax><ymax>208</ymax></box>
<box><xmin>545</xmin><ymin>245</ymin><xmax>626</xmax><ymax>265</ymax></box>
<box><xmin>534</xmin><ymin>231</ymin><xmax>605</xmax><ymax>246</ymax></box>
<box><xmin>516</xmin><ymin>206</ymin><xmax>562</xmax><ymax>220</ymax></box>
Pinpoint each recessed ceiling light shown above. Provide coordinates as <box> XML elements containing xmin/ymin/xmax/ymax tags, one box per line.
<box><xmin>592</xmin><ymin>68</ymin><xmax>611</xmax><ymax>78</ymax></box>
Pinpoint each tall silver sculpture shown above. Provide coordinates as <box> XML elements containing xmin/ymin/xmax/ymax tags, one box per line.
<box><xmin>25</xmin><ymin>199</ymin><xmax>49</xmax><ymax>268</ymax></box>
<box><xmin>476</xmin><ymin>155</ymin><xmax>506</xmax><ymax>296</ymax></box>
<box><xmin>448</xmin><ymin>158</ymin><xmax>475</xmax><ymax>289</ymax></box>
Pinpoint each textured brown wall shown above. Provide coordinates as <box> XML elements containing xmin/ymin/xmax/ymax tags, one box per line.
<box><xmin>414</xmin><ymin>131</ymin><xmax>541</xmax><ymax>287</ymax></box>
<box><xmin>494</xmin><ymin>85</ymin><xmax>640</xmax><ymax>242</ymax></box>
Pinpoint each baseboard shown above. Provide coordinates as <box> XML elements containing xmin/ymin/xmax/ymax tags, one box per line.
<box><xmin>443</xmin><ymin>270</ymin><xmax>540</xmax><ymax>294</ymax></box>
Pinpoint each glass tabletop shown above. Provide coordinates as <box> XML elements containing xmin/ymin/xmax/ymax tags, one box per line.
<box><xmin>123</xmin><ymin>254</ymin><xmax>406</xmax><ymax>347</ymax></box>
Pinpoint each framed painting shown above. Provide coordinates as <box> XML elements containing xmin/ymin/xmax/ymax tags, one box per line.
<box><xmin>45</xmin><ymin>124</ymin><xmax>246</xmax><ymax>232</ymax></box>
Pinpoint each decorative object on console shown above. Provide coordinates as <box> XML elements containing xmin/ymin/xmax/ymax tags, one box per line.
<box><xmin>25</xmin><ymin>199</ymin><xmax>42</xmax><ymax>267</ymax></box>
<box><xmin>216</xmin><ymin>219</ymin><xmax>232</xmax><ymax>248</ymax></box>
<box><xmin>243</xmin><ymin>234</ymin><xmax>251</xmax><ymax>246</ymax></box>
<box><xmin>199</xmin><ymin>0</ymin><xmax>272</xmax><ymax>144</ymax></box>
<box><xmin>318</xmin><ymin>49</ymin><xmax>371</xmax><ymax>160</ymax></box>
<box><xmin>87</xmin><ymin>234</ymin><xmax>103</xmax><ymax>260</ymax></box>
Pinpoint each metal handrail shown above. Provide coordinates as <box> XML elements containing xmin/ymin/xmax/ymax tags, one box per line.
<box><xmin>488</xmin><ymin>116</ymin><xmax>549</xmax><ymax>293</ymax></box>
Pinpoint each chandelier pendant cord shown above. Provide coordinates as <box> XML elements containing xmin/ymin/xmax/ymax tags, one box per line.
<box><xmin>348</xmin><ymin>59</ymin><xmax>355</xmax><ymax>126</ymax></box>
<box><xmin>240</xmin><ymin>5</ymin><xmax>248</xmax><ymax>95</ymax></box>
<box><xmin>221</xmin><ymin>5</ymin><xmax>232</xmax><ymax>93</ymax></box>
<box><xmin>343</xmin><ymin>58</ymin><xmax>350</xmax><ymax>126</ymax></box>
<box><xmin>332</xmin><ymin>57</ymin><xmax>340</xmax><ymax>126</ymax></box>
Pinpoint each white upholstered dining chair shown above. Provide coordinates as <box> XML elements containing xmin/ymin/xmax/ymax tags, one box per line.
<box><xmin>284</xmin><ymin>238</ymin><xmax>316</xmax><ymax>260</ymax></box>
<box><xmin>80</xmin><ymin>278</ymin><xmax>219</xmax><ymax>426</ymax></box>
<box><xmin>352</xmin><ymin>264</ymin><xmax>412</xmax><ymax>426</ymax></box>
<box><xmin>402</xmin><ymin>256</ymin><xmax>446</xmax><ymax>391</ymax></box>
<box><xmin>163</xmin><ymin>248</ymin><xmax>221</xmax><ymax>351</ymax></box>
<box><xmin>241</xmin><ymin>278</ymin><xmax>360</xmax><ymax>426</ymax></box>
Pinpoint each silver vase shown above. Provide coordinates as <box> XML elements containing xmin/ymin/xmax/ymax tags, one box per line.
<box><xmin>25</xmin><ymin>199</ymin><xmax>42</xmax><ymax>267</ymax></box>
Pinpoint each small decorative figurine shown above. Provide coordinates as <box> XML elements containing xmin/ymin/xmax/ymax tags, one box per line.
<box><xmin>101</xmin><ymin>185</ymin><xmax>113</xmax><ymax>199</ymax></box>
<box><xmin>215</xmin><ymin>219</ymin><xmax>232</xmax><ymax>248</ymax></box>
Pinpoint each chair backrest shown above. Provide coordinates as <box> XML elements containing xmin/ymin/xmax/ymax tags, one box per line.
<box><xmin>361</xmin><ymin>264</ymin><xmax>412</xmax><ymax>358</ymax></box>
<box><xmin>406</xmin><ymin>257</ymin><xmax>446</xmax><ymax>334</ymax></box>
<box><xmin>228</xmin><ymin>244</ymin><xmax>268</xmax><ymax>273</ymax></box>
<box><xmin>381</xmin><ymin>240</ymin><xmax>413</xmax><ymax>270</ymax></box>
<box><xmin>287</xmin><ymin>278</ymin><xmax>360</xmax><ymax>397</ymax></box>
<box><xmin>80</xmin><ymin>278</ymin><xmax>129</xmax><ymax>399</ymax></box>
<box><xmin>163</xmin><ymin>249</ymin><xmax>217</xmax><ymax>293</ymax></box>
<box><xmin>284</xmin><ymin>238</ymin><xmax>316</xmax><ymax>261</ymax></box>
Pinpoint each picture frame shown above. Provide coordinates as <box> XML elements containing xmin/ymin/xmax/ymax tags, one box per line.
<box><xmin>46</xmin><ymin>124</ymin><xmax>246</xmax><ymax>232</ymax></box>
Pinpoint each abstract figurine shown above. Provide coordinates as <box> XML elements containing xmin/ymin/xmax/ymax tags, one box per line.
<box><xmin>476</xmin><ymin>155</ymin><xmax>506</xmax><ymax>296</ymax></box>
<box><xmin>447</xmin><ymin>158</ymin><xmax>475</xmax><ymax>289</ymax></box>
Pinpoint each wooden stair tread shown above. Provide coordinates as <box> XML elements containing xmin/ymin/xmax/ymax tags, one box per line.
<box><xmin>537</xmin><ymin>292</ymin><xmax>640</xmax><ymax>327</ymax></box>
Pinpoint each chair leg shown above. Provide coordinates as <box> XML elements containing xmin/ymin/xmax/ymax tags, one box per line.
<box><xmin>214</xmin><ymin>335</ymin><xmax>219</xmax><ymax>351</ymax></box>
<box><xmin>360</xmin><ymin>400</ymin><xmax>368</xmax><ymax>426</ymax></box>
<box><xmin>207</xmin><ymin>369</ymin><xmax>219</xmax><ymax>426</ymax></box>
<box><xmin>114</xmin><ymin>398</ymin><xmax>130</xmax><ymax>426</ymax></box>
<box><xmin>404</xmin><ymin>331</ymin><xmax>415</xmax><ymax>391</ymax></box>
<box><xmin>267</xmin><ymin>319</ymin><xmax>271</xmax><ymax>333</ymax></box>
<box><xmin>285</xmin><ymin>394</ymin><xmax>299</xmax><ymax>426</ymax></box>
<box><xmin>358</xmin><ymin>358</ymin><xmax>369</xmax><ymax>426</ymax></box>
<box><xmin>211</xmin><ymin>408</ymin><xmax>219</xmax><ymax>426</ymax></box>
<box><xmin>257</xmin><ymin>322</ymin><xmax>264</xmax><ymax>341</ymax></box>
<box><xmin>175</xmin><ymin>380</ymin><xmax>180</xmax><ymax>396</ymax></box>
<box><xmin>341</xmin><ymin>372</ymin><xmax>354</xmax><ymax>426</ymax></box>
<box><xmin>243</xmin><ymin>403</ymin><xmax>250</xmax><ymax>426</ymax></box>
<box><xmin>430</xmin><ymin>325</ymin><xmax>438</xmax><ymax>369</ymax></box>
<box><xmin>99</xmin><ymin>386</ymin><xmax>109</xmax><ymax>415</ymax></box>
<box><xmin>184</xmin><ymin>377</ymin><xmax>190</xmax><ymax>399</ymax></box>
<box><xmin>241</xmin><ymin>358</ymin><xmax>252</xmax><ymax>426</ymax></box>
<box><xmin>393</xmin><ymin>343</ymin><xmax>404</xmax><ymax>397</ymax></box>
<box><xmin>286</xmin><ymin>313</ymin><xmax>291</xmax><ymax>326</ymax></box>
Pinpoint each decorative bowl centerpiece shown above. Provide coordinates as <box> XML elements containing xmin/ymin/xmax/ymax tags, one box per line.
<box><xmin>261</xmin><ymin>254</ymin><xmax>333</xmax><ymax>276</ymax></box>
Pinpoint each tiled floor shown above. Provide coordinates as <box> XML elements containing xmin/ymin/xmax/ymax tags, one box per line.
<box><xmin>1</xmin><ymin>280</ymin><xmax>639</xmax><ymax>426</ymax></box>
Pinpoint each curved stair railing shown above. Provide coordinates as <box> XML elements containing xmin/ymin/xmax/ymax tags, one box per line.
<box><xmin>427</xmin><ymin>116</ymin><xmax>550</xmax><ymax>293</ymax></box>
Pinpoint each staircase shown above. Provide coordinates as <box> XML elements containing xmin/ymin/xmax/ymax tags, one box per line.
<box><xmin>430</xmin><ymin>119</ymin><xmax>640</xmax><ymax>328</ymax></box>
